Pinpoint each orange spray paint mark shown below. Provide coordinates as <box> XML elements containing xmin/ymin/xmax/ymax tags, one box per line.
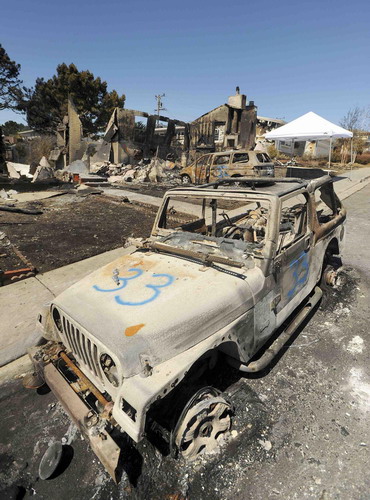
<box><xmin>125</xmin><ymin>324</ymin><xmax>145</xmax><ymax>337</ymax></box>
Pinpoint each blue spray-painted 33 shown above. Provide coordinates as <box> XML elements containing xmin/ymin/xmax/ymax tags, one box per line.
<box><xmin>93</xmin><ymin>267</ymin><xmax>175</xmax><ymax>306</ymax></box>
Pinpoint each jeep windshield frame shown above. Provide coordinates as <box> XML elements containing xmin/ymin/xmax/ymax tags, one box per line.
<box><xmin>150</xmin><ymin>190</ymin><xmax>278</xmax><ymax>268</ymax></box>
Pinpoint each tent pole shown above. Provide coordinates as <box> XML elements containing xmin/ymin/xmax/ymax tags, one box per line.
<box><xmin>328</xmin><ymin>136</ymin><xmax>332</xmax><ymax>168</ymax></box>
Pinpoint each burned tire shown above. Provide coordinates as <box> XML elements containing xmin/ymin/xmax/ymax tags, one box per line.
<box><xmin>181</xmin><ymin>174</ymin><xmax>192</xmax><ymax>185</ymax></box>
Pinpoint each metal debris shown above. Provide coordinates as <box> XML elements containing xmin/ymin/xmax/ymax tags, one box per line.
<box><xmin>38</xmin><ymin>442</ymin><xmax>63</xmax><ymax>480</ymax></box>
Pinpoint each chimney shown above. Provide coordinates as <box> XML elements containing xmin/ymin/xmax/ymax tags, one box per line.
<box><xmin>228</xmin><ymin>88</ymin><xmax>246</xmax><ymax>109</ymax></box>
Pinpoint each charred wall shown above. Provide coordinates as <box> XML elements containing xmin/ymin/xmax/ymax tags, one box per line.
<box><xmin>190</xmin><ymin>95</ymin><xmax>257</xmax><ymax>153</ymax></box>
<box><xmin>101</xmin><ymin>109</ymin><xmax>190</xmax><ymax>164</ymax></box>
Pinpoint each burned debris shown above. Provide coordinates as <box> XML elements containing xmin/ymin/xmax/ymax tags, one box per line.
<box><xmin>0</xmin><ymin>88</ymin><xmax>346</xmax><ymax>292</ymax></box>
<box><xmin>46</xmin><ymin>96</ymin><xmax>191</xmax><ymax>185</ymax></box>
<box><xmin>0</xmin><ymin>229</ymin><xmax>35</xmax><ymax>285</ymax></box>
<box><xmin>2</xmin><ymin>89</ymin><xmax>262</xmax><ymax>187</ymax></box>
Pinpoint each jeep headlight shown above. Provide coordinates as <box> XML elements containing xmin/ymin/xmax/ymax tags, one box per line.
<box><xmin>52</xmin><ymin>307</ymin><xmax>63</xmax><ymax>332</ymax></box>
<box><xmin>100</xmin><ymin>353</ymin><xmax>119</xmax><ymax>387</ymax></box>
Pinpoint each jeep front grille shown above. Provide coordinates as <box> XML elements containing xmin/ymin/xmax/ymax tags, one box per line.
<box><xmin>54</xmin><ymin>308</ymin><xmax>104</xmax><ymax>383</ymax></box>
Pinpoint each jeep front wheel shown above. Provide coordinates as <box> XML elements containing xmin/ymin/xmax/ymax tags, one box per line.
<box><xmin>172</xmin><ymin>387</ymin><xmax>233</xmax><ymax>460</ymax></box>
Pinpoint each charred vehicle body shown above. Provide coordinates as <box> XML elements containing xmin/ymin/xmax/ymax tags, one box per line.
<box><xmin>26</xmin><ymin>176</ymin><xmax>346</xmax><ymax>481</ymax></box>
<box><xmin>179</xmin><ymin>150</ymin><xmax>275</xmax><ymax>184</ymax></box>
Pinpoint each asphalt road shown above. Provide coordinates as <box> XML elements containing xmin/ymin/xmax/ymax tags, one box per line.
<box><xmin>0</xmin><ymin>185</ymin><xmax>369</xmax><ymax>500</ymax></box>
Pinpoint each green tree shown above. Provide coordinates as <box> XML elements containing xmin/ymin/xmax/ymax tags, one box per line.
<box><xmin>0</xmin><ymin>44</ymin><xmax>25</xmax><ymax>111</ymax></box>
<box><xmin>0</xmin><ymin>39</ymin><xmax>22</xmax><ymax>168</ymax></box>
<box><xmin>1</xmin><ymin>120</ymin><xmax>28</xmax><ymax>135</ymax></box>
<box><xmin>25</xmin><ymin>63</ymin><xmax>125</xmax><ymax>134</ymax></box>
<box><xmin>134</xmin><ymin>120</ymin><xmax>147</xmax><ymax>143</ymax></box>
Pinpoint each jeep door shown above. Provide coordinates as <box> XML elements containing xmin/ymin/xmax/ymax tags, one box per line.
<box><xmin>273</xmin><ymin>193</ymin><xmax>314</xmax><ymax>325</ymax></box>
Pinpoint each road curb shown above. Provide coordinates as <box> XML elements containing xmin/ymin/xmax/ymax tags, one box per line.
<box><xmin>339</xmin><ymin>175</ymin><xmax>370</xmax><ymax>201</ymax></box>
<box><xmin>0</xmin><ymin>354</ymin><xmax>33</xmax><ymax>385</ymax></box>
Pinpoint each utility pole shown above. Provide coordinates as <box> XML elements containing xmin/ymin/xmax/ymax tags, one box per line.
<box><xmin>155</xmin><ymin>93</ymin><xmax>166</xmax><ymax>126</ymax></box>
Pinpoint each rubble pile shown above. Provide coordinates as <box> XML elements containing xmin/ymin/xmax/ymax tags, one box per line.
<box><xmin>32</xmin><ymin>157</ymin><xmax>55</xmax><ymax>183</ymax></box>
<box><xmin>90</xmin><ymin>157</ymin><xmax>182</xmax><ymax>185</ymax></box>
<box><xmin>6</xmin><ymin>156</ymin><xmax>57</xmax><ymax>183</ymax></box>
<box><xmin>6</xmin><ymin>161</ymin><xmax>33</xmax><ymax>180</ymax></box>
<box><xmin>4</xmin><ymin>156</ymin><xmax>182</xmax><ymax>187</ymax></box>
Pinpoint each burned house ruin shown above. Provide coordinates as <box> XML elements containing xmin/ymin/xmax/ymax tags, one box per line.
<box><xmin>90</xmin><ymin>108</ymin><xmax>190</xmax><ymax>166</ymax></box>
<box><xmin>49</xmin><ymin>89</ymin><xmax>259</xmax><ymax>171</ymax></box>
<box><xmin>190</xmin><ymin>88</ymin><xmax>257</xmax><ymax>154</ymax></box>
<box><xmin>49</xmin><ymin>97</ymin><xmax>84</xmax><ymax>170</ymax></box>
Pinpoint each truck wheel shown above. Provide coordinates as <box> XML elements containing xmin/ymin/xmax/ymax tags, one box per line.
<box><xmin>172</xmin><ymin>387</ymin><xmax>233</xmax><ymax>460</ymax></box>
<box><xmin>181</xmin><ymin>174</ymin><xmax>192</xmax><ymax>185</ymax></box>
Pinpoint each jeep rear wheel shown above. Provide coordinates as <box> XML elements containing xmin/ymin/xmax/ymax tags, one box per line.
<box><xmin>320</xmin><ymin>256</ymin><xmax>344</xmax><ymax>307</ymax></box>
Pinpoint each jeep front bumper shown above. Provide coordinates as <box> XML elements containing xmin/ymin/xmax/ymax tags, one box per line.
<box><xmin>28</xmin><ymin>344</ymin><xmax>122</xmax><ymax>482</ymax></box>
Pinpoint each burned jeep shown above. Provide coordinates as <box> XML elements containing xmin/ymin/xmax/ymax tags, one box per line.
<box><xmin>26</xmin><ymin>175</ymin><xmax>346</xmax><ymax>481</ymax></box>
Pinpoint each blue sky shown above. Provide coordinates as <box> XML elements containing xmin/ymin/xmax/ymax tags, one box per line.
<box><xmin>1</xmin><ymin>0</ymin><xmax>369</xmax><ymax>127</ymax></box>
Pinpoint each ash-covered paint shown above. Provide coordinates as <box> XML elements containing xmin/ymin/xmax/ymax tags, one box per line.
<box><xmin>30</xmin><ymin>175</ymin><xmax>348</xmax><ymax>482</ymax></box>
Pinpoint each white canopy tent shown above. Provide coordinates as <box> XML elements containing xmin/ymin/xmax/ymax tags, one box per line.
<box><xmin>264</xmin><ymin>111</ymin><xmax>353</xmax><ymax>166</ymax></box>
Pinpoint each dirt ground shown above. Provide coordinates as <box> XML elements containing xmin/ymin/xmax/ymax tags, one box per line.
<box><xmin>0</xmin><ymin>185</ymin><xmax>243</xmax><ymax>277</ymax></box>
<box><xmin>0</xmin><ymin>193</ymin><xmax>159</xmax><ymax>274</ymax></box>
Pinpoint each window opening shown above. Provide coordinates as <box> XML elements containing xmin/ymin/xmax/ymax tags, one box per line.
<box><xmin>314</xmin><ymin>184</ymin><xmax>341</xmax><ymax>224</ymax></box>
<box><xmin>158</xmin><ymin>195</ymin><xmax>270</xmax><ymax>257</ymax></box>
<box><xmin>213</xmin><ymin>155</ymin><xmax>230</xmax><ymax>165</ymax></box>
<box><xmin>277</xmin><ymin>194</ymin><xmax>308</xmax><ymax>253</ymax></box>
<box><xmin>232</xmin><ymin>153</ymin><xmax>249</xmax><ymax>163</ymax></box>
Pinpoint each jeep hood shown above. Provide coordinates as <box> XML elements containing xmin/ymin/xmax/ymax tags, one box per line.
<box><xmin>53</xmin><ymin>250</ymin><xmax>258</xmax><ymax>377</ymax></box>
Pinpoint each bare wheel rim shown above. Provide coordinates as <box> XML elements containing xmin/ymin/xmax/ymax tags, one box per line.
<box><xmin>181</xmin><ymin>175</ymin><xmax>191</xmax><ymax>184</ymax></box>
<box><xmin>175</xmin><ymin>393</ymin><xmax>232</xmax><ymax>460</ymax></box>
